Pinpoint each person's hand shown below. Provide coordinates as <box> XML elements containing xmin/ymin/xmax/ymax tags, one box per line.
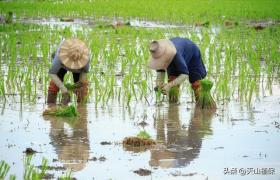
<box><xmin>162</xmin><ymin>83</ymin><xmax>172</xmax><ymax>95</ymax></box>
<box><xmin>154</xmin><ymin>83</ymin><xmax>164</xmax><ymax>92</ymax></box>
<box><xmin>61</xmin><ymin>92</ymin><xmax>70</xmax><ymax>105</ymax></box>
<box><xmin>61</xmin><ymin>87</ymin><xmax>68</xmax><ymax>94</ymax></box>
<box><xmin>74</xmin><ymin>81</ymin><xmax>84</xmax><ymax>89</ymax></box>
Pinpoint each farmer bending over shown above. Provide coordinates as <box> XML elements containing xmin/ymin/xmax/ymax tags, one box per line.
<box><xmin>148</xmin><ymin>37</ymin><xmax>207</xmax><ymax>102</ymax></box>
<box><xmin>47</xmin><ymin>38</ymin><xmax>90</xmax><ymax>105</ymax></box>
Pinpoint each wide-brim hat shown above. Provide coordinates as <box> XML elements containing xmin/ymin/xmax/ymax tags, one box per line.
<box><xmin>59</xmin><ymin>38</ymin><xmax>89</xmax><ymax>70</ymax></box>
<box><xmin>148</xmin><ymin>39</ymin><xmax>177</xmax><ymax>70</ymax></box>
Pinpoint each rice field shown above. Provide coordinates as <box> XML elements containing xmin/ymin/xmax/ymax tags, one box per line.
<box><xmin>0</xmin><ymin>1</ymin><xmax>280</xmax><ymax>179</ymax></box>
<box><xmin>0</xmin><ymin>21</ymin><xmax>279</xmax><ymax>105</ymax></box>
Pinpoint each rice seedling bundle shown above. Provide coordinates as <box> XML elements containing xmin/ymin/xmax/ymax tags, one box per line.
<box><xmin>168</xmin><ymin>86</ymin><xmax>180</xmax><ymax>103</ymax></box>
<box><xmin>42</xmin><ymin>105</ymin><xmax>78</xmax><ymax>117</ymax></box>
<box><xmin>123</xmin><ymin>130</ymin><xmax>155</xmax><ymax>147</ymax></box>
<box><xmin>196</xmin><ymin>79</ymin><xmax>216</xmax><ymax>109</ymax></box>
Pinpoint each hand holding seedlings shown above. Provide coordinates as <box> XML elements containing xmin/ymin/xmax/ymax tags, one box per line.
<box><xmin>154</xmin><ymin>83</ymin><xmax>172</xmax><ymax>95</ymax></box>
<box><xmin>64</xmin><ymin>81</ymin><xmax>85</xmax><ymax>91</ymax></box>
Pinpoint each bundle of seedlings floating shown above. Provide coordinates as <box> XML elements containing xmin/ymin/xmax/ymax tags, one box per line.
<box><xmin>43</xmin><ymin>105</ymin><xmax>78</xmax><ymax>117</ymax></box>
<box><xmin>196</xmin><ymin>79</ymin><xmax>216</xmax><ymax>109</ymax></box>
<box><xmin>123</xmin><ymin>131</ymin><xmax>156</xmax><ymax>147</ymax></box>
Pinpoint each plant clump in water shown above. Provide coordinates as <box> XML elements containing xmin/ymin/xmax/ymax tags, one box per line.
<box><xmin>123</xmin><ymin>137</ymin><xmax>156</xmax><ymax>146</ymax></box>
<box><xmin>43</xmin><ymin>105</ymin><xmax>78</xmax><ymax>117</ymax></box>
<box><xmin>123</xmin><ymin>131</ymin><xmax>156</xmax><ymax>147</ymax></box>
<box><xmin>196</xmin><ymin>79</ymin><xmax>216</xmax><ymax>109</ymax></box>
<box><xmin>168</xmin><ymin>86</ymin><xmax>180</xmax><ymax>103</ymax></box>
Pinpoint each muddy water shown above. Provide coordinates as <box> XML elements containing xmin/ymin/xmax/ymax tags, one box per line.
<box><xmin>0</xmin><ymin>85</ymin><xmax>280</xmax><ymax>180</ymax></box>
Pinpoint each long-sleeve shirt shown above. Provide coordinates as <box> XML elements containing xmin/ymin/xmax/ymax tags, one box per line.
<box><xmin>166</xmin><ymin>37</ymin><xmax>207</xmax><ymax>83</ymax></box>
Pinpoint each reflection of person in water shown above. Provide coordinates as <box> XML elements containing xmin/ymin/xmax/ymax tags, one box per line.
<box><xmin>150</xmin><ymin>105</ymin><xmax>216</xmax><ymax>168</ymax></box>
<box><xmin>43</xmin><ymin>105</ymin><xmax>89</xmax><ymax>171</ymax></box>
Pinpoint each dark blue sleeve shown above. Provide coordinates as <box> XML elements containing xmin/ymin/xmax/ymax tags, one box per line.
<box><xmin>173</xmin><ymin>53</ymin><xmax>189</xmax><ymax>75</ymax></box>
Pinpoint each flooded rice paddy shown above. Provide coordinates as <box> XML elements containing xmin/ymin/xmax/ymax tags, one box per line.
<box><xmin>0</xmin><ymin>18</ymin><xmax>280</xmax><ymax>180</ymax></box>
<box><xmin>1</xmin><ymin>88</ymin><xmax>280</xmax><ymax>179</ymax></box>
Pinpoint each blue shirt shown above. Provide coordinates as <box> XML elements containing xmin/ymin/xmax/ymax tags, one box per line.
<box><xmin>165</xmin><ymin>37</ymin><xmax>207</xmax><ymax>83</ymax></box>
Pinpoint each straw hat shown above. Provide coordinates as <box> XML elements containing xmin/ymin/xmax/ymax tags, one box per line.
<box><xmin>59</xmin><ymin>38</ymin><xmax>89</xmax><ymax>70</ymax></box>
<box><xmin>148</xmin><ymin>39</ymin><xmax>177</xmax><ymax>70</ymax></box>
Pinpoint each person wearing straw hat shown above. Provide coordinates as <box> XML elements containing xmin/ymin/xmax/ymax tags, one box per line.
<box><xmin>148</xmin><ymin>37</ymin><xmax>207</xmax><ymax>102</ymax></box>
<box><xmin>47</xmin><ymin>38</ymin><xmax>90</xmax><ymax>105</ymax></box>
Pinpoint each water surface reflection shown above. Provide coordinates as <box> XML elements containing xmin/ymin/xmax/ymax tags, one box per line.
<box><xmin>43</xmin><ymin>105</ymin><xmax>90</xmax><ymax>171</ymax></box>
<box><xmin>150</xmin><ymin>105</ymin><xmax>216</xmax><ymax>168</ymax></box>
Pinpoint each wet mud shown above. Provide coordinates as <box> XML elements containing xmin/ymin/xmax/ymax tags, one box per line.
<box><xmin>23</xmin><ymin>147</ymin><xmax>38</xmax><ymax>155</ymax></box>
<box><xmin>123</xmin><ymin>137</ymin><xmax>156</xmax><ymax>146</ymax></box>
<box><xmin>133</xmin><ymin>168</ymin><xmax>152</xmax><ymax>176</ymax></box>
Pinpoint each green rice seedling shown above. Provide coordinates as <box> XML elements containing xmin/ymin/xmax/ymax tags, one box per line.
<box><xmin>247</xmin><ymin>79</ymin><xmax>256</xmax><ymax>104</ymax></box>
<box><xmin>0</xmin><ymin>77</ymin><xmax>5</xmax><ymax>99</ymax></box>
<box><xmin>137</xmin><ymin>130</ymin><xmax>151</xmax><ymax>139</ymax></box>
<box><xmin>9</xmin><ymin>174</ymin><xmax>16</xmax><ymax>180</ymax></box>
<box><xmin>168</xmin><ymin>86</ymin><xmax>180</xmax><ymax>103</ymax></box>
<box><xmin>0</xmin><ymin>160</ymin><xmax>10</xmax><ymax>179</ymax></box>
<box><xmin>154</xmin><ymin>87</ymin><xmax>162</xmax><ymax>104</ymax></box>
<box><xmin>24</xmin><ymin>156</ymin><xmax>48</xmax><ymax>180</ymax></box>
<box><xmin>64</xmin><ymin>83</ymin><xmax>76</xmax><ymax>90</ymax></box>
<box><xmin>0</xmin><ymin>160</ymin><xmax>16</xmax><ymax>180</ymax></box>
<box><xmin>58</xmin><ymin>170</ymin><xmax>73</xmax><ymax>180</ymax></box>
<box><xmin>5</xmin><ymin>11</ymin><xmax>13</xmax><ymax>24</ymax></box>
<box><xmin>0</xmin><ymin>157</ymin><xmax>50</xmax><ymax>180</ymax></box>
<box><xmin>43</xmin><ymin>105</ymin><xmax>78</xmax><ymax>117</ymax></box>
<box><xmin>196</xmin><ymin>79</ymin><xmax>216</xmax><ymax>109</ymax></box>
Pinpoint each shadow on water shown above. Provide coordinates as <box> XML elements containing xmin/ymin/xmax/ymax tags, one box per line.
<box><xmin>42</xmin><ymin>105</ymin><xmax>89</xmax><ymax>172</ymax></box>
<box><xmin>150</xmin><ymin>105</ymin><xmax>216</xmax><ymax>168</ymax></box>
